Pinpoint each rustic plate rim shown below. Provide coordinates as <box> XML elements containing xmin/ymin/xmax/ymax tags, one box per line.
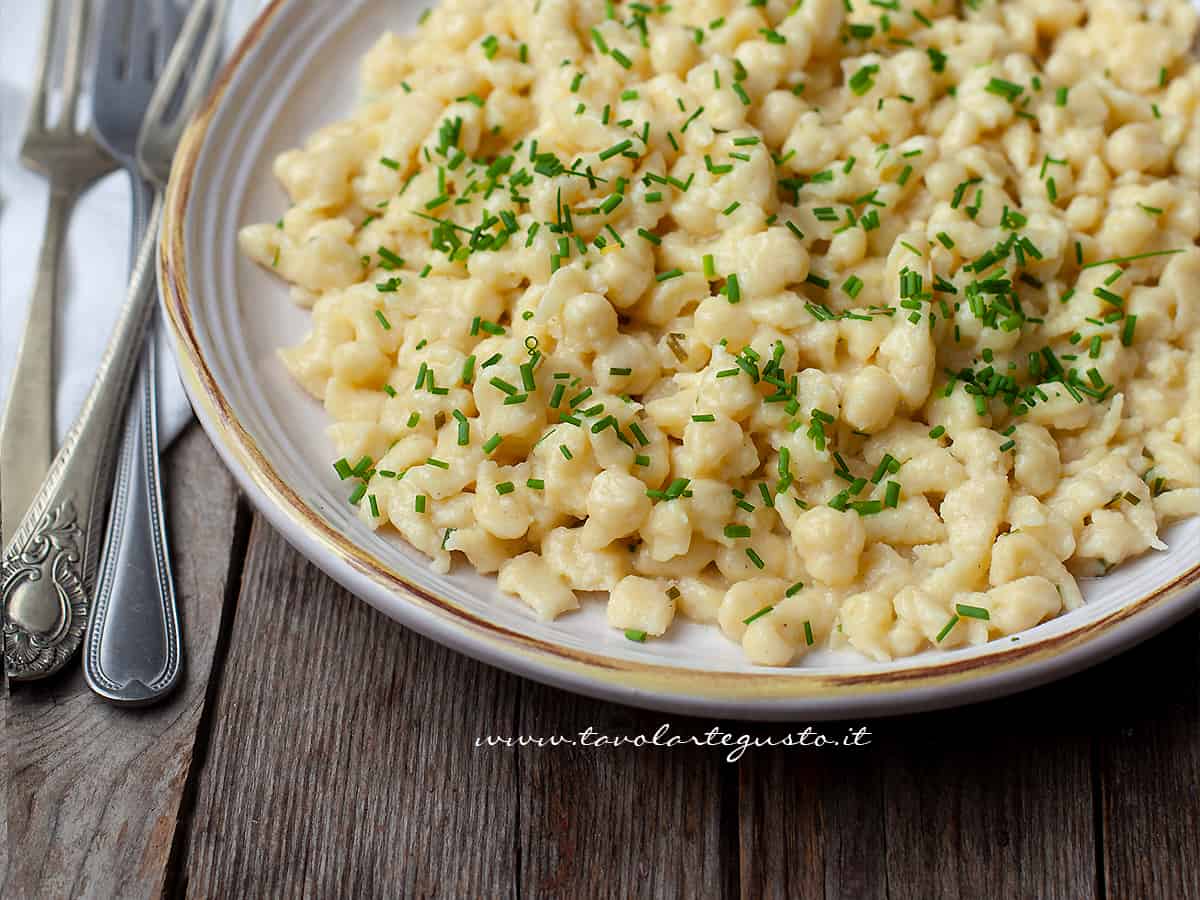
<box><xmin>157</xmin><ymin>0</ymin><xmax>1200</xmax><ymax>720</ymax></box>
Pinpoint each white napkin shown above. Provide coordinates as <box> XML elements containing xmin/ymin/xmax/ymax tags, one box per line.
<box><xmin>0</xmin><ymin>0</ymin><xmax>266</xmax><ymax>447</ymax></box>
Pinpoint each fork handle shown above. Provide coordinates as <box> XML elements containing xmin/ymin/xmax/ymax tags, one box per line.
<box><xmin>1</xmin><ymin>187</ymin><xmax>74</xmax><ymax>545</ymax></box>
<box><xmin>84</xmin><ymin>331</ymin><xmax>181</xmax><ymax>704</ymax></box>
<box><xmin>81</xmin><ymin>171</ymin><xmax>181</xmax><ymax>704</ymax></box>
<box><xmin>2</xmin><ymin>194</ymin><xmax>162</xmax><ymax>681</ymax></box>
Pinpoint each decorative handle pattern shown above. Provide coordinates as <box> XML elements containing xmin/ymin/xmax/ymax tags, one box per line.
<box><xmin>3</xmin><ymin>195</ymin><xmax>163</xmax><ymax>681</ymax></box>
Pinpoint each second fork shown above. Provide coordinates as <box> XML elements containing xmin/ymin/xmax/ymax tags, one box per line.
<box><xmin>1</xmin><ymin>0</ymin><xmax>116</xmax><ymax>545</ymax></box>
<box><xmin>85</xmin><ymin>0</ymin><xmax>186</xmax><ymax>704</ymax></box>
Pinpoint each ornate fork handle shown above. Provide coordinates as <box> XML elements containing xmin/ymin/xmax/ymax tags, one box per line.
<box><xmin>3</xmin><ymin>195</ymin><xmax>163</xmax><ymax>681</ymax></box>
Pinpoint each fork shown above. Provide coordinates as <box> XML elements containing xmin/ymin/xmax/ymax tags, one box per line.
<box><xmin>84</xmin><ymin>0</ymin><xmax>186</xmax><ymax>705</ymax></box>
<box><xmin>3</xmin><ymin>0</ymin><xmax>229</xmax><ymax>683</ymax></box>
<box><xmin>0</xmin><ymin>0</ymin><xmax>117</xmax><ymax>546</ymax></box>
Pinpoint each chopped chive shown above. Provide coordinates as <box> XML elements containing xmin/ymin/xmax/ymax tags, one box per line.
<box><xmin>661</xmin><ymin>478</ymin><xmax>689</xmax><ymax>499</ymax></box>
<box><xmin>1121</xmin><ymin>314</ymin><xmax>1137</xmax><ymax>346</ymax></box>
<box><xmin>936</xmin><ymin>614</ymin><xmax>960</xmax><ymax>642</ymax></box>
<box><xmin>377</xmin><ymin>247</ymin><xmax>404</xmax><ymax>270</ymax></box>
<box><xmin>742</xmin><ymin>605</ymin><xmax>773</xmax><ymax>625</ymax></box>
<box><xmin>453</xmin><ymin>409</ymin><xmax>471</xmax><ymax>445</ymax></box>
<box><xmin>725</xmin><ymin>273</ymin><xmax>741</xmax><ymax>303</ymax></box>
<box><xmin>985</xmin><ymin>78</ymin><xmax>1023</xmax><ymax>102</ymax></box>
<box><xmin>882</xmin><ymin>480</ymin><xmax>901</xmax><ymax>509</ymax></box>
<box><xmin>955</xmin><ymin>603</ymin><xmax>990</xmax><ymax>621</ymax></box>
<box><xmin>479</xmin><ymin>320</ymin><xmax>505</xmax><ymax>336</ymax></box>
<box><xmin>848</xmin><ymin>64</ymin><xmax>879</xmax><ymax>96</ymax></box>
<box><xmin>1080</xmin><ymin>249</ymin><xmax>1182</xmax><ymax>269</ymax></box>
<box><xmin>520</xmin><ymin>361</ymin><xmax>537</xmax><ymax>392</ymax></box>
<box><xmin>870</xmin><ymin>454</ymin><xmax>895</xmax><ymax>484</ymax></box>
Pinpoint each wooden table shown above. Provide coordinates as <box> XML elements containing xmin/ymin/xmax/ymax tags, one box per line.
<box><xmin>5</xmin><ymin>426</ymin><xmax>1198</xmax><ymax>899</ymax></box>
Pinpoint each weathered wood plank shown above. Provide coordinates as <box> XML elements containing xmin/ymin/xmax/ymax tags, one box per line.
<box><xmin>739</xmin><ymin>677</ymin><xmax>1101</xmax><ymax>899</ymax></box>
<box><xmin>1096</xmin><ymin>611</ymin><xmax>1200</xmax><ymax>900</ymax></box>
<box><xmin>738</xmin><ymin>728</ymin><xmax>888</xmax><ymax>900</ymax></box>
<box><xmin>878</xmin><ymin>690</ymin><xmax>1097</xmax><ymax>900</ymax></box>
<box><xmin>3</xmin><ymin>425</ymin><xmax>245</xmax><ymax>900</ymax></box>
<box><xmin>514</xmin><ymin>686</ymin><xmax>736</xmax><ymax>899</ymax></box>
<box><xmin>179</xmin><ymin>518</ymin><xmax>522</xmax><ymax>899</ymax></box>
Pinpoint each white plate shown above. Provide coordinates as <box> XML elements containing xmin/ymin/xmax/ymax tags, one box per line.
<box><xmin>160</xmin><ymin>0</ymin><xmax>1200</xmax><ymax>719</ymax></box>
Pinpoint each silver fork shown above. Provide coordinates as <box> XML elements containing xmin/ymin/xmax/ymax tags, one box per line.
<box><xmin>0</xmin><ymin>0</ymin><xmax>117</xmax><ymax>546</ymax></box>
<box><xmin>3</xmin><ymin>0</ymin><xmax>229</xmax><ymax>683</ymax></box>
<box><xmin>84</xmin><ymin>0</ymin><xmax>185</xmax><ymax>705</ymax></box>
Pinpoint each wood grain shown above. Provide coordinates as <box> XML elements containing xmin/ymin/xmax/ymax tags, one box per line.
<box><xmin>1095</xmin><ymin>611</ymin><xmax>1200</xmax><ymax>899</ymax></box>
<box><xmin>738</xmin><ymin>728</ymin><xmax>888</xmax><ymax>900</ymax></box>
<box><xmin>738</xmin><ymin>672</ymin><xmax>1104</xmax><ymax>899</ymax></box>
<box><xmin>3</xmin><ymin>425</ymin><xmax>245</xmax><ymax>900</ymax></box>
<box><xmin>515</xmin><ymin>684</ymin><xmax>737</xmax><ymax>899</ymax></box>
<box><xmin>877</xmin><ymin>687</ymin><xmax>1097</xmax><ymax>900</ymax></box>
<box><xmin>178</xmin><ymin>517</ymin><xmax>524</xmax><ymax>899</ymax></box>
